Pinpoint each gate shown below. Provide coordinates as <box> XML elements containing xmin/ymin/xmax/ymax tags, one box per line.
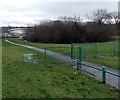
<box><xmin>44</xmin><ymin>47</ymin><xmax>82</xmax><ymax>68</ymax></box>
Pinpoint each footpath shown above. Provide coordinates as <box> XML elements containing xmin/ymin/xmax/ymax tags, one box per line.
<box><xmin>5</xmin><ymin>40</ymin><xmax>120</xmax><ymax>88</ymax></box>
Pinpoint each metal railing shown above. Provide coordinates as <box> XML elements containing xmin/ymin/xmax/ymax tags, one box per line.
<box><xmin>44</xmin><ymin>46</ymin><xmax>120</xmax><ymax>84</ymax></box>
<box><xmin>71</xmin><ymin>41</ymin><xmax>118</xmax><ymax>58</ymax></box>
<box><xmin>76</xmin><ymin>60</ymin><xmax>120</xmax><ymax>84</ymax></box>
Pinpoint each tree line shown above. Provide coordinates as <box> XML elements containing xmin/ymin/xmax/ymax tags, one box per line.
<box><xmin>25</xmin><ymin>9</ymin><xmax>119</xmax><ymax>44</ymax></box>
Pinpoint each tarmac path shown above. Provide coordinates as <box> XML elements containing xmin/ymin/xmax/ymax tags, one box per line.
<box><xmin>5</xmin><ymin>39</ymin><xmax>120</xmax><ymax>88</ymax></box>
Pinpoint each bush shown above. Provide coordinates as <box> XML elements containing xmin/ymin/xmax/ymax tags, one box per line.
<box><xmin>25</xmin><ymin>20</ymin><xmax>114</xmax><ymax>44</ymax></box>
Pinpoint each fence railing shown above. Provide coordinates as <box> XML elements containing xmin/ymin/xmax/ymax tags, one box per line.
<box><xmin>71</xmin><ymin>41</ymin><xmax>118</xmax><ymax>58</ymax></box>
<box><xmin>44</xmin><ymin>46</ymin><xmax>120</xmax><ymax>84</ymax></box>
<box><xmin>77</xmin><ymin>60</ymin><xmax>120</xmax><ymax>84</ymax></box>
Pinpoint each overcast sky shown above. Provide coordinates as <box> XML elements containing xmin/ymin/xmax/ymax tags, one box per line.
<box><xmin>0</xmin><ymin>0</ymin><xmax>119</xmax><ymax>27</ymax></box>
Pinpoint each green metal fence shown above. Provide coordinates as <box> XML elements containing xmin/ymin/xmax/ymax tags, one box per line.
<box><xmin>71</xmin><ymin>41</ymin><xmax>118</xmax><ymax>58</ymax></box>
<box><xmin>77</xmin><ymin>61</ymin><xmax>120</xmax><ymax>84</ymax></box>
<box><xmin>44</xmin><ymin>47</ymin><xmax>82</xmax><ymax>67</ymax></box>
<box><xmin>44</xmin><ymin>45</ymin><xmax>120</xmax><ymax>85</ymax></box>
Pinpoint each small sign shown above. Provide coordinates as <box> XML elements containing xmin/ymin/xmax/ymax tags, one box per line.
<box><xmin>22</xmin><ymin>54</ymin><xmax>38</xmax><ymax>63</ymax></box>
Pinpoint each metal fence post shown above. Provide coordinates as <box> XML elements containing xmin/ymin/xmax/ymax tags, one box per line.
<box><xmin>24</xmin><ymin>40</ymin><xmax>26</xmax><ymax>44</ymax></box>
<box><xmin>102</xmin><ymin>66</ymin><xmax>106</xmax><ymax>84</ymax></box>
<box><xmin>32</xmin><ymin>54</ymin><xmax>34</xmax><ymax>62</ymax></box>
<box><xmin>44</xmin><ymin>48</ymin><xmax>47</xmax><ymax>66</ymax></box>
<box><xmin>95</xmin><ymin>43</ymin><xmax>97</xmax><ymax>57</ymax></box>
<box><xmin>77</xmin><ymin>59</ymin><xmax>80</xmax><ymax>70</ymax></box>
<box><xmin>112</xmin><ymin>42</ymin><xmax>116</xmax><ymax>55</ymax></box>
<box><xmin>71</xmin><ymin>43</ymin><xmax>73</xmax><ymax>59</ymax></box>
<box><xmin>79</xmin><ymin>47</ymin><xmax>82</xmax><ymax>69</ymax></box>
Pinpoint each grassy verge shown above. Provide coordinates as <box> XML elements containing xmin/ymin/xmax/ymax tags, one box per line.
<box><xmin>85</xmin><ymin>55</ymin><xmax>119</xmax><ymax>69</ymax></box>
<box><xmin>7</xmin><ymin>38</ymin><xmax>119</xmax><ymax>69</ymax></box>
<box><xmin>111</xmin><ymin>35</ymin><xmax>120</xmax><ymax>40</ymax></box>
<box><xmin>7</xmin><ymin>38</ymin><xmax>70</xmax><ymax>48</ymax></box>
<box><xmin>2</xmin><ymin>40</ymin><xmax>120</xmax><ymax>98</ymax></box>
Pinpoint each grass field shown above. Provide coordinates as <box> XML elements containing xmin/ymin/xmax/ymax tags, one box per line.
<box><xmin>84</xmin><ymin>55</ymin><xmax>118</xmax><ymax>69</ymax></box>
<box><xmin>7</xmin><ymin>38</ymin><xmax>119</xmax><ymax>69</ymax></box>
<box><xmin>72</xmin><ymin>41</ymin><xmax>119</xmax><ymax>69</ymax></box>
<box><xmin>111</xmin><ymin>35</ymin><xmax>120</xmax><ymax>39</ymax></box>
<box><xmin>72</xmin><ymin>41</ymin><xmax>118</xmax><ymax>56</ymax></box>
<box><xmin>7</xmin><ymin>38</ymin><xmax>70</xmax><ymax>48</ymax></box>
<box><xmin>2</xmin><ymin>40</ymin><xmax>120</xmax><ymax>98</ymax></box>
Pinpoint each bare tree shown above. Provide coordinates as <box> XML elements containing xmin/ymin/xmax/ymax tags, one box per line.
<box><xmin>92</xmin><ymin>9</ymin><xmax>112</xmax><ymax>24</ymax></box>
<box><xmin>85</xmin><ymin>13</ymin><xmax>90</xmax><ymax>20</ymax></box>
<box><xmin>104</xmin><ymin>13</ymin><xmax>112</xmax><ymax>24</ymax></box>
<box><xmin>58</xmin><ymin>16</ymin><xmax>82</xmax><ymax>22</ymax></box>
<box><xmin>111</xmin><ymin>11</ymin><xmax>119</xmax><ymax>24</ymax></box>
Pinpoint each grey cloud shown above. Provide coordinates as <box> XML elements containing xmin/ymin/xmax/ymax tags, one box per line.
<box><xmin>0</xmin><ymin>2</ymin><xmax>118</xmax><ymax>26</ymax></box>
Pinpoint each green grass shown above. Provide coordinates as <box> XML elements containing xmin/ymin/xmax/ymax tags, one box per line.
<box><xmin>2</xmin><ymin>40</ymin><xmax>120</xmax><ymax>98</ymax></box>
<box><xmin>7</xmin><ymin>38</ymin><xmax>70</xmax><ymax>48</ymax></box>
<box><xmin>7</xmin><ymin>38</ymin><xmax>118</xmax><ymax>56</ymax></box>
<box><xmin>85</xmin><ymin>55</ymin><xmax>119</xmax><ymax>69</ymax></box>
<box><xmin>7</xmin><ymin>38</ymin><xmax>119</xmax><ymax>69</ymax></box>
<box><xmin>73</xmin><ymin>41</ymin><xmax>119</xmax><ymax>69</ymax></box>
<box><xmin>73</xmin><ymin>41</ymin><xmax>118</xmax><ymax>56</ymax></box>
<box><xmin>111</xmin><ymin>35</ymin><xmax>120</xmax><ymax>40</ymax></box>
